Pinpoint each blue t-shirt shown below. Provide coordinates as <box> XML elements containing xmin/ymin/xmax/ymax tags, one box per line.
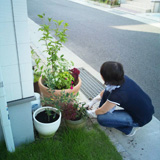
<box><xmin>99</xmin><ymin>75</ymin><xmax>154</xmax><ymax>127</ymax></box>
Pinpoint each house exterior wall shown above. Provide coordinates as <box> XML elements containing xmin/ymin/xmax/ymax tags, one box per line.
<box><xmin>0</xmin><ymin>0</ymin><xmax>34</xmax><ymax>102</ymax></box>
<box><xmin>0</xmin><ymin>0</ymin><xmax>35</xmax><ymax>147</ymax></box>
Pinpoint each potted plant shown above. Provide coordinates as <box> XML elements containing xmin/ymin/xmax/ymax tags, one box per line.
<box><xmin>63</xmin><ymin>101</ymin><xmax>87</xmax><ymax>129</ymax></box>
<box><xmin>33</xmin><ymin>13</ymin><xmax>81</xmax><ymax>98</ymax></box>
<box><xmin>44</xmin><ymin>91</ymin><xmax>87</xmax><ymax>129</ymax></box>
<box><xmin>38</xmin><ymin>67</ymin><xmax>81</xmax><ymax>98</ymax></box>
<box><xmin>33</xmin><ymin>106</ymin><xmax>61</xmax><ymax>138</ymax></box>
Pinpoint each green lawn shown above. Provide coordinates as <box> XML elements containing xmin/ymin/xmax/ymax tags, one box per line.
<box><xmin>0</xmin><ymin>124</ymin><xmax>122</xmax><ymax>160</ymax></box>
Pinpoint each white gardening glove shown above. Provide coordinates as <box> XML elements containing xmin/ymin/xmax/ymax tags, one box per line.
<box><xmin>87</xmin><ymin>110</ymin><xmax>97</xmax><ymax>118</ymax></box>
<box><xmin>84</xmin><ymin>94</ymin><xmax>101</xmax><ymax>109</ymax></box>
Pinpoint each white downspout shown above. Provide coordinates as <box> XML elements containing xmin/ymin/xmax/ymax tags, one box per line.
<box><xmin>0</xmin><ymin>66</ymin><xmax>15</xmax><ymax>152</ymax></box>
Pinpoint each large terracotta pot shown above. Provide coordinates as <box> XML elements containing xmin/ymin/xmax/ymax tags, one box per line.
<box><xmin>34</xmin><ymin>81</ymin><xmax>40</xmax><ymax>94</ymax></box>
<box><xmin>38</xmin><ymin>76</ymin><xmax>82</xmax><ymax>98</ymax></box>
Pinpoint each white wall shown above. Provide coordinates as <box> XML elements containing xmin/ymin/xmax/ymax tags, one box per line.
<box><xmin>0</xmin><ymin>0</ymin><xmax>34</xmax><ymax>101</ymax></box>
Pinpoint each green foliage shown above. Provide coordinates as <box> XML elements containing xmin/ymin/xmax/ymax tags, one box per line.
<box><xmin>45</xmin><ymin>108</ymin><xmax>56</xmax><ymax>121</ymax></box>
<box><xmin>31</xmin><ymin>48</ymin><xmax>35</xmax><ymax>56</ymax></box>
<box><xmin>32</xmin><ymin>13</ymin><xmax>74</xmax><ymax>90</ymax></box>
<box><xmin>43</xmin><ymin>91</ymin><xmax>87</xmax><ymax>120</ymax></box>
<box><xmin>59</xmin><ymin>92</ymin><xmax>87</xmax><ymax>120</ymax></box>
<box><xmin>54</xmin><ymin>71</ymin><xmax>74</xmax><ymax>89</ymax></box>
<box><xmin>34</xmin><ymin>73</ymin><xmax>41</xmax><ymax>83</ymax></box>
<box><xmin>45</xmin><ymin>108</ymin><xmax>52</xmax><ymax>122</ymax></box>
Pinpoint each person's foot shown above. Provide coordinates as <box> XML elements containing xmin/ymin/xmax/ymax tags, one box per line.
<box><xmin>126</xmin><ymin>127</ymin><xmax>140</xmax><ymax>137</ymax></box>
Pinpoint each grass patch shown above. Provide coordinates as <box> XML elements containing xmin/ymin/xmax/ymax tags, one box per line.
<box><xmin>0</xmin><ymin>124</ymin><xmax>122</xmax><ymax>160</ymax></box>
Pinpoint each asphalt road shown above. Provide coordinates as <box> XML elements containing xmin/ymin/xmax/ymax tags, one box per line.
<box><xmin>27</xmin><ymin>0</ymin><xmax>160</xmax><ymax>120</ymax></box>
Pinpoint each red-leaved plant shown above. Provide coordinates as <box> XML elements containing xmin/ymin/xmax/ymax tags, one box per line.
<box><xmin>62</xmin><ymin>103</ymin><xmax>78</xmax><ymax>120</ymax></box>
<box><xmin>62</xmin><ymin>102</ymin><xmax>86</xmax><ymax>121</ymax></box>
<box><xmin>70</xmin><ymin>68</ymin><xmax>80</xmax><ymax>86</ymax></box>
<box><xmin>42</xmin><ymin>91</ymin><xmax>87</xmax><ymax>121</ymax></box>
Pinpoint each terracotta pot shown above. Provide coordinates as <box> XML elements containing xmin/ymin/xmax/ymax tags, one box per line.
<box><xmin>38</xmin><ymin>76</ymin><xmax>82</xmax><ymax>98</ymax></box>
<box><xmin>34</xmin><ymin>81</ymin><xmax>40</xmax><ymax>94</ymax></box>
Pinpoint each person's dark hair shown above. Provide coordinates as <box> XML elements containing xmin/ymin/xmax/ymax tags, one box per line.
<box><xmin>100</xmin><ymin>61</ymin><xmax>124</xmax><ymax>85</ymax></box>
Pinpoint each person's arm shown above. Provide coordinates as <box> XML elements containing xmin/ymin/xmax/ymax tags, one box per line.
<box><xmin>84</xmin><ymin>90</ymin><xmax>104</xmax><ymax>109</ymax></box>
<box><xmin>87</xmin><ymin>100</ymin><xmax>116</xmax><ymax>118</ymax></box>
<box><xmin>100</xmin><ymin>90</ymin><xmax>104</xmax><ymax>97</ymax></box>
<box><xmin>95</xmin><ymin>100</ymin><xmax>116</xmax><ymax>115</ymax></box>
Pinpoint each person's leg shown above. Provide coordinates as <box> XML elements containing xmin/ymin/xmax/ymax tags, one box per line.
<box><xmin>97</xmin><ymin>110</ymin><xmax>139</xmax><ymax>135</ymax></box>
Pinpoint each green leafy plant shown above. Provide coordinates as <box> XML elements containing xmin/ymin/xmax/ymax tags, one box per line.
<box><xmin>62</xmin><ymin>101</ymin><xmax>87</xmax><ymax>120</ymax></box>
<box><xmin>43</xmin><ymin>91</ymin><xmax>87</xmax><ymax>121</ymax></box>
<box><xmin>60</xmin><ymin>92</ymin><xmax>87</xmax><ymax>120</ymax></box>
<box><xmin>33</xmin><ymin>13</ymin><xmax>76</xmax><ymax>90</ymax></box>
<box><xmin>54</xmin><ymin>71</ymin><xmax>74</xmax><ymax>89</ymax></box>
<box><xmin>45</xmin><ymin>108</ymin><xmax>56</xmax><ymax>122</ymax></box>
<box><xmin>34</xmin><ymin>73</ymin><xmax>41</xmax><ymax>83</ymax></box>
<box><xmin>31</xmin><ymin>48</ymin><xmax>41</xmax><ymax>83</ymax></box>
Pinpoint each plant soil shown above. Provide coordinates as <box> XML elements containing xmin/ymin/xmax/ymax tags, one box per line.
<box><xmin>36</xmin><ymin>110</ymin><xmax>59</xmax><ymax>123</ymax></box>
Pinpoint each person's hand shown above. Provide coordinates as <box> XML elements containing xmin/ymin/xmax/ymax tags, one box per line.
<box><xmin>87</xmin><ymin>110</ymin><xmax>97</xmax><ymax>118</ymax></box>
<box><xmin>84</xmin><ymin>94</ymin><xmax>101</xmax><ymax>109</ymax></box>
<box><xmin>83</xmin><ymin>101</ymin><xmax>94</xmax><ymax>109</ymax></box>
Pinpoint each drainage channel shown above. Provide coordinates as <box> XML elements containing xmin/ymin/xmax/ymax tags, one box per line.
<box><xmin>79</xmin><ymin>68</ymin><xmax>105</xmax><ymax>100</ymax></box>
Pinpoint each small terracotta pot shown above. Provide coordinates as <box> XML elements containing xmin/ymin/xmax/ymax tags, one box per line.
<box><xmin>38</xmin><ymin>76</ymin><xmax>82</xmax><ymax>98</ymax></box>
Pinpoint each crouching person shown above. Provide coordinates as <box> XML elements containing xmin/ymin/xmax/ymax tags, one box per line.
<box><xmin>85</xmin><ymin>61</ymin><xmax>154</xmax><ymax>136</ymax></box>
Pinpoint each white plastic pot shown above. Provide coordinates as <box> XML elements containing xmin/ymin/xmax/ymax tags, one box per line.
<box><xmin>33</xmin><ymin>107</ymin><xmax>61</xmax><ymax>138</ymax></box>
<box><xmin>31</xmin><ymin>92</ymin><xmax>41</xmax><ymax>112</ymax></box>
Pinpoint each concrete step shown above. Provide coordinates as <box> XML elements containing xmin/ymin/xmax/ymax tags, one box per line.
<box><xmin>120</xmin><ymin>3</ymin><xmax>152</xmax><ymax>13</ymax></box>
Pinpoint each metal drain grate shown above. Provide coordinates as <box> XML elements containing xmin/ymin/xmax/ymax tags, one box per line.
<box><xmin>79</xmin><ymin>68</ymin><xmax>105</xmax><ymax>100</ymax></box>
